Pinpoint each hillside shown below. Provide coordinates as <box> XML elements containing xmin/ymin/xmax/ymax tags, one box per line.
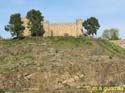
<box><xmin>111</xmin><ymin>40</ymin><xmax>125</xmax><ymax>48</ymax></box>
<box><xmin>0</xmin><ymin>36</ymin><xmax>125</xmax><ymax>93</ymax></box>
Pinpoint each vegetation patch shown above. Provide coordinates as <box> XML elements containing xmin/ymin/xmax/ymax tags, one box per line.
<box><xmin>96</xmin><ymin>38</ymin><xmax>125</xmax><ymax>58</ymax></box>
<box><xmin>45</xmin><ymin>36</ymin><xmax>93</xmax><ymax>48</ymax></box>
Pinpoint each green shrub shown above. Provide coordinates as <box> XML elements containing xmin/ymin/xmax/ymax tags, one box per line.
<box><xmin>0</xmin><ymin>89</ymin><xmax>5</xmax><ymax>93</ymax></box>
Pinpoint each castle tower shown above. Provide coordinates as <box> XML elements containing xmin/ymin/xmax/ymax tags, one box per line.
<box><xmin>76</xmin><ymin>19</ymin><xmax>83</xmax><ymax>36</ymax></box>
<box><xmin>43</xmin><ymin>21</ymin><xmax>52</xmax><ymax>37</ymax></box>
<box><xmin>21</xmin><ymin>17</ymin><xmax>31</xmax><ymax>36</ymax></box>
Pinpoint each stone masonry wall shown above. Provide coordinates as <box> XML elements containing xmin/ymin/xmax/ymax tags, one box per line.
<box><xmin>21</xmin><ymin>17</ymin><xmax>83</xmax><ymax>37</ymax></box>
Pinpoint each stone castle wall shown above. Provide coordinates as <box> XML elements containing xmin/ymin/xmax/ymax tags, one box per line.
<box><xmin>21</xmin><ymin>17</ymin><xmax>83</xmax><ymax>37</ymax></box>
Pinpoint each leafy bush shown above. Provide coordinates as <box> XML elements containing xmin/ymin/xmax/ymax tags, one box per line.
<box><xmin>102</xmin><ymin>28</ymin><xmax>120</xmax><ymax>40</ymax></box>
<box><xmin>5</xmin><ymin>13</ymin><xmax>25</xmax><ymax>39</ymax></box>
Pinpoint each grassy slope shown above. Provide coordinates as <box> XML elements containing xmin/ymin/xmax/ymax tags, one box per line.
<box><xmin>0</xmin><ymin>36</ymin><xmax>125</xmax><ymax>93</ymax></box>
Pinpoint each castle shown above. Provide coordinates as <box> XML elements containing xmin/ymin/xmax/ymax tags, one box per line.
<box><xmin>21</xmin><ymin>17</ymin><xmax>84</xmax><ymax>37</ymax></box>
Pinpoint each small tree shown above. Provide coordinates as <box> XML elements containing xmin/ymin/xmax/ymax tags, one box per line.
<box><xmin>83</xmin><ymin>17</ymin><xmax>100</xmax><ymax>36</ymax></box>
<box><xmin>103</xmin><ymin>28</ymin><xmax>119</xmax><ymax>40</ymax></box>
<box><xmin>26</xmin><ymin>9</ymin><xmax>45</xmax><ymax>36</ymax></box>
<box><xmin>5</xmin><ymin>13</ymin><xmax>25</xmax><ymax>39</ymax></box>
